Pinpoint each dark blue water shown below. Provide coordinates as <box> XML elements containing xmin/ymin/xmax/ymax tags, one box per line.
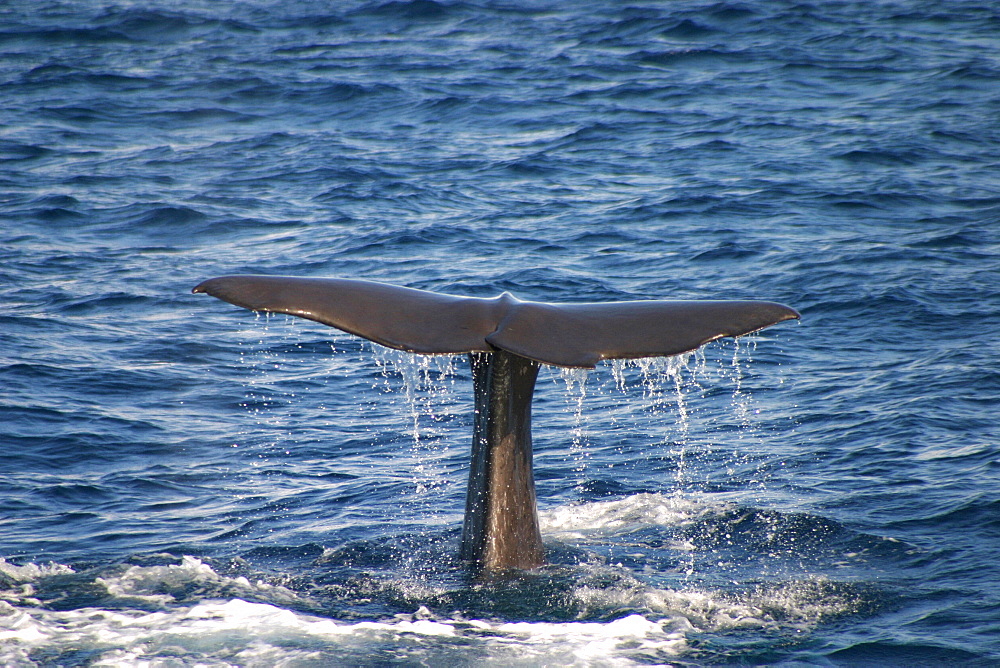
<box><xmin>3</xmin><ymin>0</ymin><xmax>999</xmax><ymax>664</ymax></box>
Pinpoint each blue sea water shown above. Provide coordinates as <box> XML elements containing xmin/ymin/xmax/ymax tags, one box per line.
<box><xmin>2</xmin><ymin>0</ymin><xmax>999</xmax><ymax>664</ymax></box>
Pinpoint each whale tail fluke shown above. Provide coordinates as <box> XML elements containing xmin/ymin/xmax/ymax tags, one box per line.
<box><xmin>193</xmin><ymin>275</ymin><xmax>799</xmax><ymax>368</ymax></box>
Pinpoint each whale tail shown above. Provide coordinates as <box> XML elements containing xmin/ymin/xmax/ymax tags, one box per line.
<box><xmin>192</xmin><ymin>275</ymin><xmax>799</xmax><ymax>368</ymax></box>
<box><xmin>193</xmin><ymin>275</ymin><xmax>799</xmax><ymax>571</ymax></box>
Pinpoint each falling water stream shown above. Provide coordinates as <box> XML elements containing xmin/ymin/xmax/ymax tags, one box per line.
<box><xmin>236</xmin><ymin>317</ymin><xmax>772</xmax><ymax>527</ymax></box>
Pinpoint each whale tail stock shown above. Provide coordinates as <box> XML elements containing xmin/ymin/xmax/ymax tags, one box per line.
<box><xmin>193</xmin><ymin>275</ymin><xmax>799</xmax><ymax>570</ymax></box>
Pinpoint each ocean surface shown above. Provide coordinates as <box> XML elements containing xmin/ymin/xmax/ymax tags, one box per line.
<box><xmin>2</xmin><ymin>0</ymin><xmax>998</xmax><ymax>665</ymax></box>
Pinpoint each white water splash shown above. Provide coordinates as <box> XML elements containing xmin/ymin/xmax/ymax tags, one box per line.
<box><xmin>0</xmin><ymin>537</ymin><xmax>863</xmax><ymax>668</ymax></box>
<box><xmin>570</xmin><ymin>573</ymin><xmax>859</xmax><ymax>635</ymax></box>
<box><xmin>0</xmin><ymin>596</ymin><xmax>688</xmax><ymax>668</ymax></box>
<box><xmin>0</xmin><ymin>559</ymin><xmax>74</xmax><ymax>582</ymax></box>
<box><xmin>95</xmin><ymin>555</ymin><xmax>301</xmax><ymax>608</ymax></box>
<box><xmin>0</xmin><ymin>558</ymin><xmax>75</xmax><ymax>610</ymax></box>
<box><xmin>539</xmin><ymin>492</ymin><xmax>729</xmax><ymax>541</ymax></box>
